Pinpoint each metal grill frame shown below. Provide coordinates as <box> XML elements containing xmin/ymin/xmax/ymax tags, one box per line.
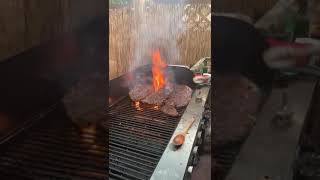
<box><xmin>150</xmin><ymin>86</ymin><xmax>210</xmax><ymax>180</ymax></box>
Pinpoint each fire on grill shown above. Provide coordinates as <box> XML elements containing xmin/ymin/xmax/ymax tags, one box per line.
<box><xmin>129</xmin><ymin>49</ymin><xmax>193</xmax><ymax>116</ymax></box>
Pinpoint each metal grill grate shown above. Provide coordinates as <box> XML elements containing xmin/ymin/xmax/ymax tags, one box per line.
<box><xmin>107</xmin><ymin>97</ymin><xmax>186</xmax><ymax>180</ymax></box>
<box><xmin>212</xmin><ymin>145</ymin><xmax>241</xmax><ymax>180</ymax></box>
<box><xmin>0</xmin><ymin>106</ymin><xmax>107</xmax><ymax>180</ymax></box>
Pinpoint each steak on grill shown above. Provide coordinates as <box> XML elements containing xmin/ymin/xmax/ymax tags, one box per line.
<box><xmin>141</xmin><ymin>88</ymin><xmax>170</xmax><ymax>106</ymax></box>
<box><xmin>129</xmin><ymin>83</ymin><xmax>193</xmax><ymax>116</ymax></box>
<box><xmin>129</xmin><ymin>84</ymin><xmax>153</xmax><ymax>101</ymax></box>
<box><xmin>213</xmin><ymin>74</ymin><xmax>260</xmax><ymax>146</ymax></box>
<box><xmin>63</xmin><ymin>72</ymin><xmax>106</xmax><ymax>132</ymax></box>
<box><xmin>167</xmin><ymin>85</ymin><xmax>193</xmax><ymax>107</ymax></box>
<box><xmin>160</xmin><ymin>101</ymin><xmax>179</xmax><ymax>117</ymax></box>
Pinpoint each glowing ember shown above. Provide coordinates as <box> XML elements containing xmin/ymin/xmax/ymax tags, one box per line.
<box><xmin>153</xmin><ymin>105</ymin><xmax>160</xmax><ymax>110</ymax></box>
<box><xmin>134</xmin><ymin>101</ymin><xmax>143</xmax><ymax>111</ymax></box>
<box><xmin>151</xmin><ymin>49</ymin><xmax>167</xmax><ymax>92</ymax></box>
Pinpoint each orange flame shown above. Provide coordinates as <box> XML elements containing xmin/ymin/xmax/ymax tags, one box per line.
<box><xmin>151</xmin><ymin>49</ymin><xmax>167</xmax><ymax>91</ymax></box>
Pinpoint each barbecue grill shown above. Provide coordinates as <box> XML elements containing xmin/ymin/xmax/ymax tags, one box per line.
<box><xmin>0</xmin><ymin>17</ymin><xmax>108</xmax><ymax>179</ymax></box>
<box><xmin>109</xmin><ymin>64</ymin><xmax>210</xmax><ymax>180</ymax></box>
<box><xmin>0</xmin><ymin>15</ymin><xmax>210</xmax><ymax>179</ymax></box>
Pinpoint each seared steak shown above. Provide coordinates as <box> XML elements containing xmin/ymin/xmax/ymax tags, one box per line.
<box><xmin>141</xmin><ymin>88</ymin><xmax>169</xmax><ymax>106</ymax></box>
<box><xmin>63</xmin><ymin>73</ymin><xmax>106</xmax><ymax>131</ymax></box>
<box><xmin>161</xmin><ymin>101</ymin><xmax>179</xmax><ymax>117</ymax></box>
<box><xmin>129</xmin><ymin>84</ymin><xmax>153</xmax><ymax>101</ymax></box>
<box><xmin>129</xmin><ymin>83</ymin><xmax>193</xmax><ymax>116</ymax></box>
<box><xmin>213</xmin><ymin>74</ymin><xmax>260</xmax><ymax>146</ymax></box>
<box><xmin>167</xmin><ymin>85</ymin><xmax>193</xmax><ymax>107</ymax></box>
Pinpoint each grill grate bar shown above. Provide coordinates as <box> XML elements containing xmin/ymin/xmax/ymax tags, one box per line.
<box><xmin>109</xmin><ymin>139</ymin><xmax>164</xmax><ymax>156</ymax></box>
<box><xmin>110</xmin><ymin>165</ymin><xmax>148</xmax><ymax>180</ymax></box>
<box><xmin>109</xmin><ymin>172</ymin><xmax>133</xmax><ymax>180</ymax></box>
<box><xmin>0</xmin><ymin>156</ymin><xmax>105</xmax><ymax>179</ymax></box>
<box><xmin>109</xmin><ymin>106</ymin><xmax>181</xmax><ymax>122</ymax></box>
<box><xmin>110</xmin><ymin>121</ymin><xmax>173</xmax><ymax>139</ymax></box>
<box><xmin>213</xmin><ymin>145</ymin><xmax>242</xmax><ymax>180</ymax></box>
<box><xmin>0</xmin><ymin>105</ymin><xmax>108</xmax><ymax>179</ymax></box>
<box><xmin>110</xmin><ymin>153</ymin><xmax>155</xmax><ymax>169</ymax></box>
<box><xmin>109</xmin><ymin>129</ymin><xmax>167</xmax><ymax>148</ymax></box>
<box><xmin>109</xmin><ymin>97</ymin><xmax>185</xmax><ymax>180</ymax></box>
<box><xmin>1</xmin><ymin>150</ymin><xmax>106</xmax><ymax>174</ymax></box>
<box><xmin>109</xmin><ymin>141</ymin><xmax>161</xmax><ymax>159</ymax></box>
<box><xmin>110</xmin><ymin>159</ymin><xmax>152</xmax><ymax>177</ymax></box>
<box><xmin>109</xmin><ymin>145</ymin><xmax>159</xmax><ymax>162</ymax></box>
<box><xmin>20</xmin><ymin>138</ymin><xmax>106</xmax><ymax>158</ymax></box>
<box><xmin>29</xmin><ymin>130</ymin><xmax>107</xmax><ymax>144</ymax></box>
<box><xmin>110</xmin><ymin>116</ymin><xmax>176</xmax><ymax>135</ymax></box>
<box><xmin>109</xmin><ymin>134</ymin><xmax>166</xmax><ymax>153</ymax></box>
<box><xmin>0</xmin><ymin>169</ymin><xmax>35</xmax><ymax>180</ymax></box>
<box><xmin>109</xmin><ymin>147</ymin><xmax>158</xmax><ymax>166</ymax></box>
<box><xmin>109</xmin><ymin>127</ymin><xmax>170</xmax><ymax>144</ymax></box>
<box><xmin>6</xmin><ymin>143</ymin><xmax>106</xmax><ymax>167</ymax></box>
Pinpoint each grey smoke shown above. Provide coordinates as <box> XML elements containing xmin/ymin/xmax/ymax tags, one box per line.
<box><xmin>130</xmin><ymin>0</ymin><xmax>187</xmax><ymax>70</ymax></box>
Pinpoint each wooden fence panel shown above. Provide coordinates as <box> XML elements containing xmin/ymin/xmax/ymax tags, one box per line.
<box><xmin>109</xmin><ymin>3</ymin><xmax>211</xmax><ymax>79</ymax></box>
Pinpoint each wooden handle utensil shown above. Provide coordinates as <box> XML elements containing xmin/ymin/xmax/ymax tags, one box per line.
<box><xmin>172</xmin><ymin>117</ymin><xmax>196</xmax><ymax>146</ymax></box>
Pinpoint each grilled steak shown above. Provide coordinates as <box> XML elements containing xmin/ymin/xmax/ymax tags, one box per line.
<box><xmin>129</xmin><ymin>84</ymin><xmax>153</xmax><ymax>101</ymax></box>
<box><xmin>167</xmin><ymin>85</ymin><xmax>193</xmax><ymax>107</ymax></box>
<box><xmin>63</xmin><ymin>73</ymin><xmax>106</xmax><ymax>131</ymax></box>
<box><xmin>161</xmin><ymin>101</ymin><xmax>179</xmax><ymax>117</ymax></box>
<box><xmin>129</xmin><ymin>83</ymin><xmax>193</xmax><ymax>116</ymax></box>
<box><xmin>213</xmin><ymin>74</ymin><xmax>260</xmax><ymax>146</ymax></box>
<box><xmin>141</xmin><ymin>88</ymin><xmax>169</xmax><ymax>106</ymax></box>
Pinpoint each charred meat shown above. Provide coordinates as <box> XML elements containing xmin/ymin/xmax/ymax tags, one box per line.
<box><xmin>160</xmin><ymin>101</ymin><xmax>179</xmax><ymax>117</ymax></box>
<box><xmin>63</xmin><ymin>73</ymin><xmax>106</xmax><ymax>131</ymax></box>
<box><xmin>129</xmin><ymin>84</ymin><xmax>193</xmax><ymax>116</ymax></box>
<box><xmin>141</xmin><ymin>88</ymin><xmax>170</xmax><ymax>106</ymax></box>
<box><xmin>167</xmin><ymin>85</ymin><xmax>193</xmax><ymax>107</ymax></box>
<box><xmin>213</xmin><ymin>74</ymin><xmax>260</xmax><ymax>146</ymax></box>
<box><xmin>129</xmin><ymin>84</ymin><xmax>153</xmax><ymax>101</ymax></box>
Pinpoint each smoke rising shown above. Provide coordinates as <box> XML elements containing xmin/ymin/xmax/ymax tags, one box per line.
<box><xmin>130</xmin><ymin>0</ymin><xmax>187</xmax><ymax>70</ymax></box>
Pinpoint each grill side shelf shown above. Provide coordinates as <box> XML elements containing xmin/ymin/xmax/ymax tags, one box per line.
<box><xmin>151</xmin><ymin>86</ymin><xmax>210</xmax><ymax>180</ymax></box>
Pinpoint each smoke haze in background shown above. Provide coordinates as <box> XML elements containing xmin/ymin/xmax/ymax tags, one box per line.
<box><xmin>130</xmin><ymin>0</ymin><xmax>187</xmax><ymax>70</ymax></box>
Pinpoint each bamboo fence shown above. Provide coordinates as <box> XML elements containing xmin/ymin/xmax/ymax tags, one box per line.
<box><xmin>109</xmin><ymin>2</ymin><xmax>211</xmax><ymax>79</ymax></box>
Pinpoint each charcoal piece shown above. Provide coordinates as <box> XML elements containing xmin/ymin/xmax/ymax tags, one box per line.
<box><xmin>167</xmin><ymin>85</ymin><xmax>193</xmax><ymax>107</ymax></box>
<box><xmin>161</xmin><ymin>101</ymin><xmax>179</xmax><ymax>117</ymax></box>
<box><xmin>141</xmin><ymin>88</ymin><xmax>169</xmax><ymax>106</ymax></box>
<box><xmin>213</xmin><ymin>74</ymin><xmax>260</xmax><ymax>146</ymax></box>
<box><xmin>129</xmin><ymin>84</ymin><xmax>154</xmax><ymax>101</ymax></box>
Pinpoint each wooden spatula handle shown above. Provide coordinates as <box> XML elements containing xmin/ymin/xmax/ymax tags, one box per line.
<box><xmin>182</xmin><ymin>117</ymin><xmax>196</xmax><ymax>134</ymax></box>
